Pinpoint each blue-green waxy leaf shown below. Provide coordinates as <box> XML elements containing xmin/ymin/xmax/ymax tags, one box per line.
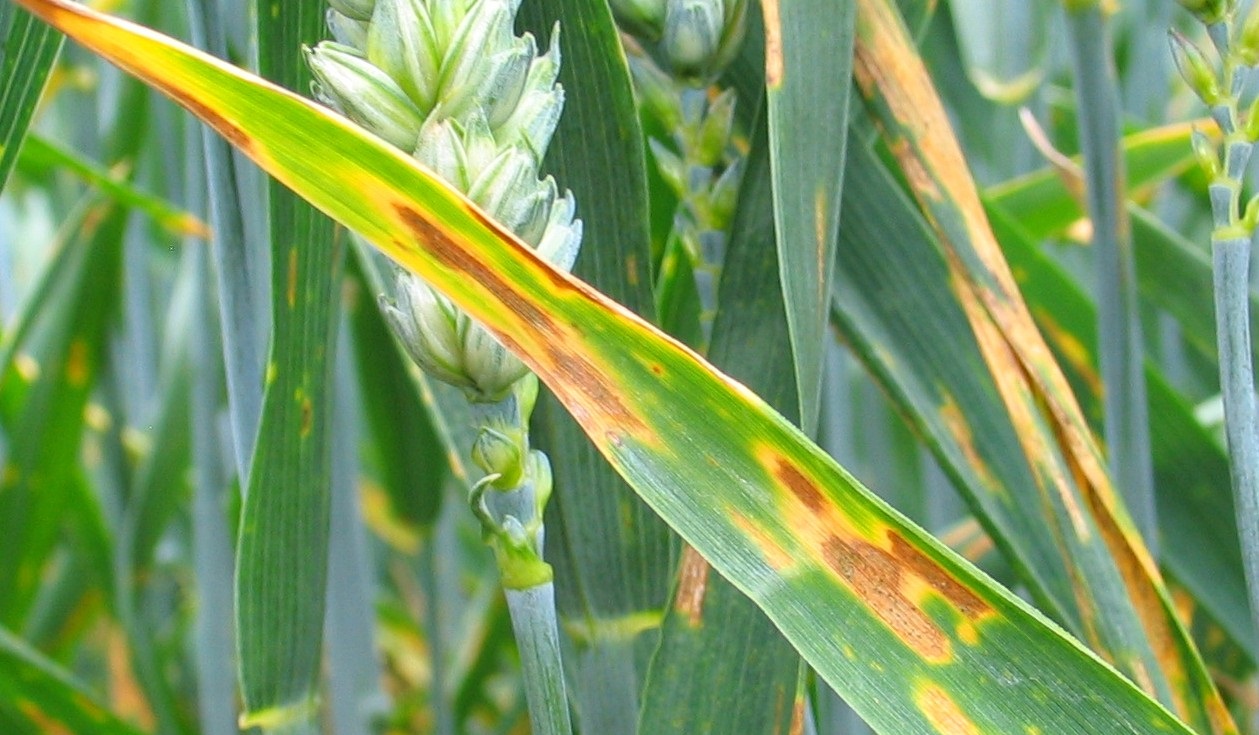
<box><xmin>233</xmin><ymin>1</ymin><xmax>343</xmax><ymax>728</ymax></box>
<box><xmin>763</xmin><ymin>0</ymin><xmax>855</xmax><ymax>434</ymax></box>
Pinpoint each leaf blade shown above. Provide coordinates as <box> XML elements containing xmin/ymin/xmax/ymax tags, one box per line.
<box><xmin>763</xmin><ymin>0</ymin><xmax>855</xmax><ymax>433</ymax></box>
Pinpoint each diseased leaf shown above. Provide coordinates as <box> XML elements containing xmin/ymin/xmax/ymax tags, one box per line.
<box><xmin>640</xmin><ymin>108</ymin><xmax>800</xmax><ymax>735</ymax></box>
<box><xmin>515</xmin><ymin>2</ymin><xmax>677</xmax><ymax>729</ymax></box>
<box><xmin>851</xmin><ymin>0</ymin><xmax>1233</xmax><ymax>729</ymax></box>
<box><xmin>10</xmin><ymin>1</ymin><xmax>1210</xmax><ymax>732</ymax></box>
<box><xmin>0</xmin><ymin>196</ymin><xmax>124</xmax><ymax>627</ymax></box>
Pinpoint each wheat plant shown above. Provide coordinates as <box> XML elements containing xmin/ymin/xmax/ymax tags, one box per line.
<box><xmin>0</xmin><ymin>0</ymin><xmax>1256</xmax><ymax>734</ymax></box>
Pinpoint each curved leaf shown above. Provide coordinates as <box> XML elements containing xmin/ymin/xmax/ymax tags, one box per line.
<box><xmin>11</xmin><ymin>1</ymin><xmax>1203</xmax><ymax>732</ymax></box>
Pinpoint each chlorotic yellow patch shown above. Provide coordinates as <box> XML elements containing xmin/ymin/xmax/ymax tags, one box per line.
<box><xmin>914</xmin><ymin>682</ymin><xmax>983</xmax><ymax>735</ymax></box>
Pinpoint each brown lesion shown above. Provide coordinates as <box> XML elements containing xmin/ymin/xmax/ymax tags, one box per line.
<box><xmin>390</xmin><ymin>203</ymin><xmax>646</xmax><ymax>434</ymax></box>
<box><xmin>768</xmin><ymin>455</ymin><xmax>991</xmax><ymax>661</ymax></box>
<box><xmin>286</xmin><ymin>247</ymin><xmax>299</xmax><ymax>308</ymax></box>
<box><xmin>773</xmin><ymin>458</ymin><xmax>827</xmax><ymax>513</ymax></box>
<box><xmin>888</xmin><ymin>533</ymin><xmax>990</xmax><ymax>620</ymax></box>
<box><xmin>822</xmin><ymin>535</ymin><xmax>952</xmax><ymax>662</ymax></box>
<box><xmin>787</xmin><ymin>694</ymin><xmax>805</xmax><ymax>735</ymax></box>
<box><xmin>673</xmin><ymin>545</ymin><xmax>711</xmax><ymax>627</ymax></box>
<box><xmin>299</xmin><ymin>394</ymin><xmax>314</xmax><ymax>438</ymax></box>
<box><xmin>162</xmin><ymin>81</ymin><xmax>256</xmax><ymax>155</ymax></box>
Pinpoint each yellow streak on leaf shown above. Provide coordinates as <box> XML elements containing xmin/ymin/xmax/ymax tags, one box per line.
<box><xmin>761</xmin><ymin>0</ymin><xmax>784</xmax><ymax>87</ymax></box>
<box><xmin>913</xmin><ymin>683</ymin><xmax>983</xmax><ymax>735</ymax></box>
<box><xmin>358</xmin><ymin>479</ymin><xmax>420</xmax><ymax>553</ymax></box>
<box><xmin>15</xmin><ymin>353</ymin><xmax>40</xmax><ymax>382</ymax></box>
<box><xmin>1030</xmin><ymin>306</ymin><xmax>1102</xmax><ymax>399</ymax></box>
<box><xmin>108</xmin><ymin>622</ymin><xmax>156</xmax><ymax>729</ymax></box>
<box><xmin>728</xmin><ymin>507</ymin><xmax>796</xmax><ymax>573</ymax></box>
<box><xmin>937</xmin><ymin>395</ymin><xmax>1000</xmax><ymax>495</ymax></box>
<box><xmin>16</xmin><ymin>701</ymin><xmax>73</xmax><ymax>735</ymax></box>
<box><xmin>173</xmin><ymin>212</ymin><xmax>212</xmax><ymax>239</ymax></box>
<box><xmin>296</xmin><ymin>387</ymin><xmax>313</xmax><ymax>438</ymax></box>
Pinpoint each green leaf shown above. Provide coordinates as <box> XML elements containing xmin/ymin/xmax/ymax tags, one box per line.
<box><xmin>0</xmin><ymin>4</ymin><xmax>63</xmax><ymax>193</ymax></box>
<box><xmin>234</xmin><ymin>0</ymin><xmax>342</xmax><ymax>729</ymax></box>
<box><xmin>184</xmin><ymin>0</ymin><xmax>267</xmax><ymax>480</ymax></box>
<box><xmin>15</xmin><ymin>1</ymin><xmax>1208</xmax><ymax>731</ymax></box>
<box><xmin>1063</xmin><ymin>0</ymin><xmax>1156</xmax><ymax>569</ymax></box>
<box><xmin>983</xmin><ymin>120</ymin><xmax>1204</xmax><ymax>243</ymax></box>
<box><xmin>764</xmin><ymin>0</ymin><xmax>855</xmax><ymax>433</ymax></box>
<box><xmin>15</xmin><ymin>132</ymin><xmax>208</xmax><ymax>238</ymax></box>
<box><xmin>188</xmin><ymin>240</ymin><xmax>240</xmax><ymax>735</ymax></box>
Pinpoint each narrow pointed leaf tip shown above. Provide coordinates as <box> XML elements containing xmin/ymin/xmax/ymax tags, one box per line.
<box><xmin>10</xmin><ymin>0</ymin><xmax>1201</xmax><ymax>732</ymax></box>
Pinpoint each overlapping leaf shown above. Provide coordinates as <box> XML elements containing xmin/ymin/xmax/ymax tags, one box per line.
<box><xmin>9</xmin><ymin>0</ymin><xmax>1207</xmax><ymax>732</ymax></box>
<box><xmin>851</xmin><ymin>0</ymin><xmax>1233</xmax><ymax>730</ymax></box>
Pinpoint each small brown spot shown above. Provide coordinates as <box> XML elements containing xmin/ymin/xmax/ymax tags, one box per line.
<box><xmin>822</xmin><ymin>535</ymin><xmax>950</xmax><ymax>661</ymax></box>
<box><xmin>65</xmin><ymin>339</ymin><xmax>91</xmax><ymax>387</ymax></box>
<box><xmin>773</xmin><ymin>458</ymin><xmax>826</xmax><ymax>512</ymax></box>
<box><xmin>298</xmin><ymin>392</ymin><xmax>313</xmax><ymax>437</ymax></box>
<box><xmin>286</xmin><ymin>247</ymin><xmax>299</xmax><ymax>308</ymax></box>
<box><xmin>674</xmin><ymin>545</ymin><xmax>710</xmax><ymax>627</ymax></box>
<box><xmin>650</xmin><ymin>363</ymin><xmax>664</xmax><ymax>376</ymax></box>
<box><xmin>625</xmin><ymin>253</ymin><xmax>640</xmax><ymax>287</ymax></box>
